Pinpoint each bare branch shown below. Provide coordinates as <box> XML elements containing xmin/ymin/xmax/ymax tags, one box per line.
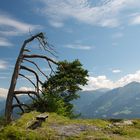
<box><xmin>23</xmin><ymin>49</ymin><xmax>31</xmax><ymax>52</ymax></box>
<box><xmin>23</xmin><ymin>54</ymin><xmax>58</xmax><ymax>65</ymax></box>
<box><xmin>13</xmin><ymin>95</ymin><xmax>24</xmax><ymax>113</ymax></box>
<box><xmin>20</xmin><ymin>65</ymin><xmax>43</xmax><ymax>94</ymax></box>
<box><xmin>19</xmin><ymin>73</ymin><xmax>36</xmax><ymax>91</ymax></box>
<box><xmin>12</xmin><ymin>104</ymin><xmax>31</xmax><ymax>110</ymax></box>
<box><xmin>23</xmin><ymin>59</ymin><xmax>48</xmax><ymax>80</ymax></box>
<box><xmin>19</xmin><ymin>73</ymin><xmax>43</xmax><ymax>93</ymax></box>
<box><xmin>45</xmin><ymin>42</ymin><xmax>58</xmax><ymax>56</ymax></box>
<box><xmin>47</xmin><ymin>60</ymin><xmax>55</xmax><ymax>75</ymax></box>
<box><xmin>14</xmin><ymin>91</ymin><xmax>40</xmax><ymax>98</ymax></box>
<box><xmin>28</xmin><ymin>93</ymin><xmax>37</xmax><ymax>101</ymax></box>
<box><xmin>37</xmin><ymin>37</ymin><xmax>58</xmax><ymax>58</ymax></box>
<box><xmin>37</xmin><ymin>37</ymin><xmax>57</xmax><ymax>57</ymax></box>
<box><xmin>5</xmin><ymin>32</ymin><xmax>47</xmax><ymax>122</ymax></box>
<box><xmin>5</xmin><ymin>32</ymin><xmax>58</xmax><ymax>123</ymax></box>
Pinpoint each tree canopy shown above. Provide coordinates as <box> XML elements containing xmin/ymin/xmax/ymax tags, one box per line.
<box><xmin>32</xmin><ymin>59</ymin><xmax>88</xmax><ymax>117</ymax></box>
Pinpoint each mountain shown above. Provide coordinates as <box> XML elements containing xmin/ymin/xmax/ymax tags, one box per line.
<box><xmin>1</xmin><ymin>82</ymin><xmax>140</xmax><ymax>119</ymax></box>
<box><xmin>0</xmin><ymin>95</ymin><xmax>31</xmax><ymax>117</ymax></box>
<box><xmin>77</xmin><ymin>82</ymin><xmax>140</xmax><ymax>119</ymax></box>
<box><xmin>0</xmin><ymin>97</ymin><xmax>6</xmax><ymax>115</ymax></box>
<box><xmin>72</xmin><ymin>89</ymin><xmax>108</xmax><ymax>116</ymax></box>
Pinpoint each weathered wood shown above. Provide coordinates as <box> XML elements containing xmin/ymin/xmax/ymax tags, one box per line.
<box><xmin>5</xmin><ymin>32</ymin><xmax>58</xmax><ymax>123</ymax></box>
<box><xmin>19</xmin><ymin>73</ymin><xmax>38</xmax><ymax>91</ymax></box>
<box><xmin>36</xmin><ymin>114</ymin><xmax>48</xmax><ymax>121</ymax></box>
<box><xmin>5</xmin><ymin>33</ymin><xmax>45</xmax><ymax>122</ymax></box>
<box><xmin>28</xmin><ymin>114</ymin><xmax>48</xmax><ymax>130</ymax></box>
<box><xmin>27</xmin><ymin>120</ymin><xmax>42</xmax><ymax>130</ymax></box>
<box><xmin>20</xmin><ymin>65</ymin><xmax>40</xmax><ymax>93</ymax></box>
<box><xmin>23</xmin><ymin>58</ymin><xmax>48</xmax><ymax>79</ymax></box>
<box><xmin>23</xmin><ymin>54</ymin><xmax>58</xmax><ymax>65</ymax></box>
<box><xmin>14</xmin><ymin>90</ymin><xmax>40</xmax><ymax>98</ymax></box>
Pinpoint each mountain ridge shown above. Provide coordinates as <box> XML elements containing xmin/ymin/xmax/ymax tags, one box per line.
<box><xmin>73</xmin><ymin>81</ymin><xmax>140</xmax><ymax>119</ymax></box>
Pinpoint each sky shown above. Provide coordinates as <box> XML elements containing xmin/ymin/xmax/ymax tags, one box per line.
<box><xmin>1</xmin><ymin>0</ymin><xmax>140</xmax><ymax>97</ymax></box>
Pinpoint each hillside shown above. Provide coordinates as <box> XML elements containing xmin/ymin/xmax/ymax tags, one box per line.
<box><xmin>73</xmin><ymin>82</ymin><xmax>140</xmax><ymax>119</ymax></box>
<box><xmin>72</xmin><ymin>90</ymin><xmax>107</xmax><ymax>115</ymax></box>
<box><xmin>1</xmin><ymin>111</ymin><xmax>140</xmax><ymax>140</ymax></box>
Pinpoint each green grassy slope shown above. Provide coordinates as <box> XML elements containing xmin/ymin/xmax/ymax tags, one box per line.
<box><xmin>0</xmin><ymin>112</ymin><xmax>140</xmax><ymax>140</ymax></box>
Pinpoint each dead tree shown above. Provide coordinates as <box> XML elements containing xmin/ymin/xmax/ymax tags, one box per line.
<box><xmin>5</xmin><ymin>32</ymin><xmax>58</xmax><ymax>123</ymax></box>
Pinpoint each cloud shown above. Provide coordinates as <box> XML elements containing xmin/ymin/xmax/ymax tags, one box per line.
<box><xmin>130</xmin><ymin>15</ymin><xmax>140</xmax><ymax>25</ymax></box>
<box><xmin>65</xmin><ymin>44</ymin><xmax>92</xmax><ymax>50</ymax></box>
<box><xmin>0</xmin><ymin>60</ymin><xmax>8</xmax><ymax>70</ymax></box>
<box><xmin>0</xmin><ymin>37</ymin><xmax>13</xmax><ymax>47</ymax></box>
<box><xmin>82</xmin><ymin>76</ymin><xmax>114</xmax><ymax>91</ymax></box>
<box><xmin>0</xmin><ymin>14</ymin><xmax>41</xmax><ymax>35</ymax></box>
<box><xmin>112</xmin><ymin>69</ymin><xmax>122</xmax><ymax>73</ymax></box>
<box><xmin>0</xmin><ymin>86</ymin><xmax>34</xmax><ymax>98</ymax></box>
<box><xmin>82</xmin><ymin>70</ymin><xmax>140</xmax><ymax>91</ymax></box>
<box><xmin>116</xmin><ymin>70</ymin><xmax>140</xmax><ymax>87</ymax></box>
<box><xmin>48</xmin><ymin>20</ymin><xmax>64</xmax><ymax>28</ymax></box>
<box><xmin>37</xmin><ymin>0</ymin><xmax>140</xmax><ymax>28</ymax></box>
<box><xmin>0</xmin><ymin>76</ymin><xmax>8</xmax><ymax>79</ymax></box>
<box><xmin>0</xmin><ymin>88</ymin><xmax>8</xmax><ymax>98</ymax></box>
<box><xmin>0</xmin><ymin>12</ymin><xmax>42</xmax><ymax>47</ymax></box>
<box><xmin>19</xmin><ymin>87</ymin><xmax>34</xmax><ymax>91</ymax></box>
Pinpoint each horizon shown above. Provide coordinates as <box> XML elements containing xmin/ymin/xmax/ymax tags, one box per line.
<box><xmin>1</xmin><ymin>0</ymin><xmax>140</xmax><ymax>97</ymax></box>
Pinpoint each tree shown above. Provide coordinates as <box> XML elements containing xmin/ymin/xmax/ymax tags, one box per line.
<box><xmin>33</xmin><ymin>59</ymin><xmax>88</xmax><ymax>117</ymax></box>
<box><xmin>5</xmin><ymin>32</ymin><xmax>58</xmax><ymax>123</ymax></box>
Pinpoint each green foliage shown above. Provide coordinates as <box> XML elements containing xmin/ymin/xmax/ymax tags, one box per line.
<box><xmin>0</xmin><ymin>116</ymin><xmax>6</xmax><ymax>127</ymax></box>
<box><xmin>32</xmin><ymin>59</ymin><xmax>88</xmax><ymax>117</ymax></box>
<box><xmin>31</xmin><ymin>94</ymin><xmax>70</xmax><ymax>117</ymax></box>
<box><xmin>43</xmin><ymin>59</ymin><xmax>88</xmax><ymax>98</ymax></box>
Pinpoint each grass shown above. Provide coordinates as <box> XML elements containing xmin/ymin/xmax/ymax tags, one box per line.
<box><xmin>0</xmin><ymin>112</ymin><xmax>140</xmax><ymax>139</ymax></box>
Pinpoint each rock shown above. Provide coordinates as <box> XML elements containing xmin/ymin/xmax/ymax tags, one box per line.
<box><xmin>123</xmin><ymin>120</ymin><xmax>133</xmax><ymax>125</ymax></box>
<box><xmin>50</xmin><ymin>124</ymin><xmax>100</xmax><ymax>137</ymax></box>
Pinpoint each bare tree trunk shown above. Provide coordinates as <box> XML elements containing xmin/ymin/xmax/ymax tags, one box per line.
<box><xmin>5</xmin><ymin>41</ymin><xmax>26</xmax><ymax>122</ymax></box>
<box><xmin>5</xmin><ymin>32</ymin><xmax>57</xmax><ymax>123</ymax></box>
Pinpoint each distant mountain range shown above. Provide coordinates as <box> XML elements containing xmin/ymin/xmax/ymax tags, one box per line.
<box><xmin>73</xmin><ymin>82</ymin><xmax>140</xmax><ymax>119</ymax></box>
<box><xmin>0</xmin><ymin>95</ymin><xmax>31</xmax><ymax>117</ymax></box>
<box><xmin>1</xmin><ymin>82</ymin><xmax>140</xmax><ymax>119</ymax></box>
<box><xmin>0</xmin><ymin>98</ymin><xmax>6</xmax><ymax>116</ymax></box>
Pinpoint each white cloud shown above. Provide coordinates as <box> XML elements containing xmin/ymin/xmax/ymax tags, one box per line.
<box><xmin>130</xmin><ymin>15</ymin><xmax>140</xmax><ymax>25</ymax></box>
<box><xmin>0</xmin><ymin>76</ymin><xmax>8</xmax><ymax>79</ymax></box>
<box><xmin>0</xmin><ymin>60</ymin><xmax>8</xmax><ymax>70</ymax></box>
<box><xmin>112</xmin><ymin>69</ymin><xmax>122</xmax><ymax>73</ymax></box>
<box><xmin>0</xmin><ymin>14</ymin><xmax>41</xmax><ymax>35</ymax></box>
<box><xmin>0</xmin><ymin>12</ymin><xmax>42</xmax><ymax>47</ymax></box>
<box><xmin>0</xmin><ymin>37</ymin><xmax>13</xmax><ymax>47</ymax></box>
<box><xmin>116</xmin><ymin>70</ymin><xmax>140</xmax><ymax>87</ymax></box>
<box><xmin>48</xmin><ymin>20</ymin><xmax>64</xmax><ymax>28</ymax></box>
<box><xmin>0</xmin><ymin>88</ymin><xmax>8</xmax><ymax>98</ymax></box>
<box><xmin>19</xmin><ymin>87</ymin><xmax>34</xmax><ymax>91</ymax></box>
<box><xmin>0</xmin><ymin>31</ymin><xmax>19</xmax><ymax>36</ymax></box>
<box><xmin>82</xmin><ymin>70</ymin><xmax>140</xmax><ymax>91</ymax></box>
<box><xmin>37</xmin><ymin>0</ymin><xmax>140</xmax><ymax>28</ymax></box>
<box><xmin>82</xmin><ymin>76</ymin><xmax>114</xmax><ymax>91</ymax></box>
<box><xmin>65</xmin><ymin>44</ymin><xmax>92</xmax><ymax>50</ymax></box>
<box><xmin>0</xmin><ymin>87</ymin><xmax>34</xmax><ymax>98</ymax></box>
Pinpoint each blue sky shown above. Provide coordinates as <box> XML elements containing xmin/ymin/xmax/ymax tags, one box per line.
<box><xmin>1</xmin><ymin>0</ymin><xmax>140</xmax><ymax>95</ymax></box>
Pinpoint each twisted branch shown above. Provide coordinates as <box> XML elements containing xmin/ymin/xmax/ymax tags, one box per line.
<box><xmin>23</xmin><ymin>54</ymin><xmax>58</xmax><ymax>65</ymax></box>
<box><xmin>14</xmin><ymin>91</ymin><xmax>40</xmax><ymax>98</ymax></box>
<box><xmin>23</xmin><ymin>59</ymin><xmax>48</xmax><ymax>79</ymax></box>
<box><xmin>13</xmin><ymin>95</ymin><xmax>24</xmax><ymax>113</ymax></box>
<box><xmin>20</xmin><ymin>65</ymin><xmax>43</xmax><ymax>94</ymax></box>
